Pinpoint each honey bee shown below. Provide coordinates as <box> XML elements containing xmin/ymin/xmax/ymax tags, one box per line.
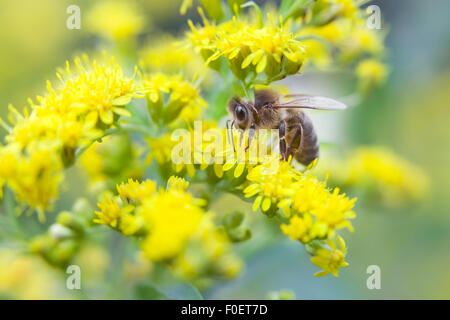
<box><xmin>227</xmin><ymin>90</ymin><xmax>346</xmax><ymax>166</ymax></box>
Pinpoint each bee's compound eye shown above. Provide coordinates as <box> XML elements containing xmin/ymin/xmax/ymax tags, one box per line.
<box><xmin>235</xmin><ymin>105</ymin><xmax>247</xmax><ymax>121</ymax></box>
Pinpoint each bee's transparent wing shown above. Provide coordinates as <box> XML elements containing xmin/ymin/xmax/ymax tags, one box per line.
<box><xmin>274</xmin><ymin>94</ymin><xmax>347</xmax><ymax>110</ymax></box>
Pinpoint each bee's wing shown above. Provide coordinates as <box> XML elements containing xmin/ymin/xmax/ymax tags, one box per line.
<box><xmin>274</xmin><ymin>94</ymin><xmax>347</xmax><ymax>110</ymax></box>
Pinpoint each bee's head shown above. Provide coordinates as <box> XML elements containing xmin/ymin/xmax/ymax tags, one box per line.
<box><xmin>228</xmin><ymin>98</ymin><xmax>252</xmax><ymax>129</ymax></box>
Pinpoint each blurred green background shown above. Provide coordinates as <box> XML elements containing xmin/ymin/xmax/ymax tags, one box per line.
<box><xmin>0</xmin><ymin>0</ymin><xmax>449</xmax><ymax>299</ymax></box>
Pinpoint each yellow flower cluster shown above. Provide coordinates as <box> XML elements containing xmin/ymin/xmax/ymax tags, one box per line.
<box><xmin>144</xmin><ymin>73</ymin><xmax>207</xmax><ymax>124</ymax></box>
<box><xmin>310</xmin><ymin>236</ymin><xmax>349</xmax><ymax>277</ymax></box>
<box><xmin>0</xmin><ymin>250</ymin><xmax>67</xmax><ymax>299</ymax></box>
<box><xmin>0</xmin><ymin>55</ymin><xmax>142</xmax><ymax>217</ymax></box>
<box><xmin>299</xmin><ymin>18</ymin><xmax>385</xmax><ymax>65</ymax></box>
<box><xmin>146</xmin><ymin>123</ymin><xmax>274</xmax><ymax>179</ymax></box>
<box><xmin>294</xmin><ymin>1</ymin><xmax>388</xmax><ymax>93</ymax></box>
<box><xmin>348</xmin><ymin>147</ymin><xmax>429</xmax><ymax>206</ymax></box>
<box><xmin>139</xmin><ymin>36</ymin><xmax>206</xmax><ymax>78</ymax></box>
<box><xmin>242</xmin><ymin>157</ymin><xmax>355</xmax><ymax>276</ymax></box>
<box><xmin>313</xmin><ymin>147</ymin><xmax>429</xmax><ymax>208</ymax></box>
<box><xmin>86</xmin><ymin>0</ymin><xmax>146</xmax><ymax>41</ymax></box>
<box><xmin>188</xmin><ymin>10</ymin><xmax>306</xmax><ymax>85</ymax></box>
<box><xmin>356</xmin><ymin>59</ymin><xmax>390</xmax><ymax>93</ymax></box>
<box><xmin>94</xmin><ymin>177</ymin><xmax>242</xmax><ymax>281</ymax></box>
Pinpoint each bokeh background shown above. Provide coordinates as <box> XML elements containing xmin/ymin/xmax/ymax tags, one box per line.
<box><xmin>0</xmin><ymin>0</ymin><xmax>449</xmax><ymax>299</ymax></box>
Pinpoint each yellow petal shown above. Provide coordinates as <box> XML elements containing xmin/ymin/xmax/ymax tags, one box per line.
<box><xmin>100</xmin><ymin>109</ymin><xmax>114</xmax><ymax>124</ymax></box>
<box><xmin>256</xmin><ymin>55</ymin><xmax>267</xmax><ymax>73</ymax></box>
<box><xmin>113</xmin><ymin>107</ymin><xmax>132</xmax><ymax>117</ymax></box>
<box><xmin>242</xmin><ymin>52</ymin><xmax>257</xmax><ymax>69</ymax></box>
<box><xmin>253</xmin><ymin>195</ymin><xmax>263</xmax><ymax>211</ymax></box>
<box><xmin>214</xmin><ymin>164</ymin><xmax>224</xmax><ymax>178</ymax></box>
<box><xmin>85</xmin><ymin>111</ymin><xmax>98</xmax><ymax>128</ymax></box>
<box><xmin>234</xmin><ymin>163</ymin><xmax>245</xmax><ymax>177</ymax></box>
<box><xmin>261</xmin><ymin>197</ymin><xmax>271</xmax><ymax>211</ymax></box>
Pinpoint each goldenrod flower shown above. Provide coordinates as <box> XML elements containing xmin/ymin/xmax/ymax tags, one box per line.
<box><xmin>313</xmin><ymin>146</ymin><xmax>429</xmax><ymax>207</ymax></box>
<box><xmin>279</xmin><ymin>176</ymin><xmax>355</xmax><ymax>241</ymax></box>
<box><xmin>310</xmin><ymin>237</ymin><xmax>349</xmax><ymax>277</ymax></box>
<box><xmin>86</xmin><ymin>0</ymin><xmax>146</xmax><ymax>41</ymax></box>
<box><xmin>0</xmin><ymin>250</ymin><xmax>67</xmax><ymax>299</ymax></box>
<box><xmin>94</xmin><ymin>194</ymin><xmax>134</xmax><ymax>230</ymax></box>
<box><xmin>356</xmin><ymin>59</ymin><xmax>389</xmax><ymax>93</ymax></box>
<box><xmin>94</xmin><ymin>177</ymin><xmax>242</xmax><ymax>283</ymax></box>
<box><xmin>0</xmin><ymin>54</ymin><xmax>145</xmax><ymax>214</ymax></box>
<box><xmin>139</xmin><ymin>36</ymin><xmax>205</xmax><ymax>77</ymax></box>
<box><xmin>167</xmin><ymin>176</ymin><xmax>190</xmax><ymax>191</ymax></box>
<box><xmin>46</xmin><ymin>55</ymin><xmax>142</xmax><ymax>128</ymax></box>
<box><xmin>117</xmin><ymin>178</ymin><xmax>156</xmax><ymax>203</ymax></box>
<box><xmin>244</xmin><ymin>158</ymin><xmax>298</xmax><ymax>212</ymax></box>
<box><xmin>138</xmin><ymin>187</ymin><xmax>205</xmax><ymax>261</ymax></box>
<box><xmin>323</xmin><ymin>0</ymin><xmax>360</xmax><ymax>20</ymax></box>
<box><xmin>172</xmin><ymin>218</ymin><xmax>244</xmax><ymax>282</ymax></box>
<box><xmin>188</xmin><ymin>11</ymin><xmax>306</xmax><ymax>85</ymax></box>
<box><xmin>0</xmin><ymin>144</ymin><xmax>63</xmax><ymax>219</ymax></box>
<box><xmin>348</xmin><ymin>147</ymin><xmax>429</xmax><ymax>205</ymax></box>
<box><xmin>144</xmin><ymin>73</ymin><xmax>207</xmax><ymax>124</ymax></box>
<box><xmin>281</xmin><ymin>214</ymin><xmax>327</xmax><ymax>244</ymax></box>
<box><xmin>146</xmin><ymin>132</ymin><xmax>196</xmax><ymax>177</ymax></box>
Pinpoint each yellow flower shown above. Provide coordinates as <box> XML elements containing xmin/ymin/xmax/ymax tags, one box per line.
<box><xmin>146</xmin><ymin>132</ymin><xmax>196</xmax><ymax>177</ymax></box>
<box><xmin>0</xmin><ymin>250</ymin><xmax>67</xmax><ymax>299</ymax></box>
<box><xmin>281</xmin><ymin>214</ymin><xmax>328</xmax><ymax>244</ymax></box>
<box><xmin>310</xmin><ymin>236</ymin><xmax>349</xmax><ymax>277</ymax></box>
<box><xmin>280</xmin><ymin>175</ymin><xmax>355</xmax><ymax>241</ymax></box>
<box><xmin>94</xmin><ymin>177</ymin><xmax>242</xmax><ymax>284</ymax></box>
<box><xmin>5</xmin><ymin>105</ymin><xmax>99</xmax><ymax>153</ymax></box>
<box><xmin>45</xmin><ymin>55</ymin><xmax>142</xmax><ymax>128</ymax></box>
<box><xmin>0</xmin><ymin>144</ymin><xmax>63</xmax><ymax>219</ymax></box>
<box><xmin>117</xmin><ymin>178</ymin><xmax>156</xmax><ymax>203</ymax></box>
<box><xmin>139</xmin><ymin>36</ymin><xmax>205</xmax><ymax>77</ymax></box>
<box><xmin>244</xmin><ymin>158</ymin><xmax>298</xmax><ymax>212</ymax></box>
<box><xmin>325</xmin><ymin>0</ymin><xmax>360</xmax><ymax>20</ymax></box>
<box><xmin>138</xmin><ymin>188</ymin><xmax>205</xmax><ymax>261</ymax></box>
<box><xmin>341</xmin><ymin>21</ymin><xmax>385</xmax><ymax>59</ymax></box>
<box><xmin>188</xmin><ymin>11</ymin><xmax>306</xmax><ymax>84</ymax></box>
<box><xmin>172</xmin><ymin>214</ymin><xmax>243</xmax><ymax>282</ymax></box>
<box><xmin>349</xmin><ymin>147</ymin><xmax>429</xmax><ymax>205</ymax></box>
<box><xmin>356</xmin><ymin>59</ymin><xmax>389</xmax><ymax>92</ymax></box>
<box><xmin>0</xmin><ymin>54</ymin><xmax>144</xmax><ymax>213</ymax></box>
<box><xmin>86</xmin><ymin>0</ymin><xmax>146</xmax><ymax>41</ymax></box>
<box><xmin>94</xmin><ymin>194</ymin><xmax>134</xmax><ymax>230</ymax></box>
<box><xmin>167</xmin><ymin>176</ymin><xmax>190</xmax><ymax>191</ymax></box>
<box><xmin>144</xmin><ymin>73</ymin><xmax>207</xmax><ymax>124</ymax></box>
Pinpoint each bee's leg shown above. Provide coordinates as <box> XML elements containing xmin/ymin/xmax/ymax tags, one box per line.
<box><xmin>279</xmin><ymin>120</ymin><xmax>287</xmax><ymax>160</ymax></box>
<box><xmin>227</xmin><ymin>120</ymin><xmax>236</xmax><ymax>152</ymax></box>
<box><xmin>286</xmin><ymin>124</ymin><xmax>303</xmax><ymax>162</ymax></box>
<box><xmin>245</xmin><ymin>123</ymin><xmax>256</xmax><ymax>152</ymax></box>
